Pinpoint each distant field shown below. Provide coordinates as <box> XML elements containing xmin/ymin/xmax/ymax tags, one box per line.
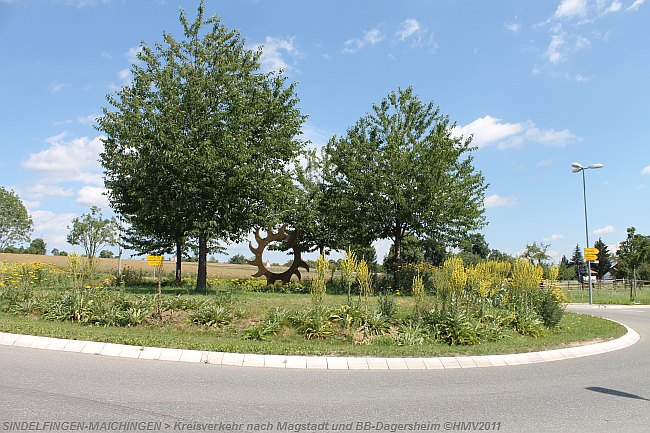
<box><xmin>0</xmin><ymin>252</ymin><xmax>308</xmax><ymax>279</ymax></box>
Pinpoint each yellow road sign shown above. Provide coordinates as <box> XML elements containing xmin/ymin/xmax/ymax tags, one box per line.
<box><xmin>584</xmin><ymin>248</ymin><xmax>599</xmax><ymax>255</ymax></box>
<box><xmin>584</xmin><ymin>254</ymin><xmax>598</xmax><ymax>261</ymax></box>
<box><xmin>146</xmin><ymin>255</ymin><xmax>163</xmax><ymax>266</ymax></box>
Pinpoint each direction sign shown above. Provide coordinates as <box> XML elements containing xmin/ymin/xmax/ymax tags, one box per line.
<box><xmin>584</xmin><ymin>248</ymin><xmax>599</xmax><ymax>255</ymax></box>
<box><xmin>584</xmin><ymin>254</ymin><xmax>598</xmax><ymax>261</ymax></box>
<box><xmin>146</xmin><ymin>255</ymin><xmax>163</xmax><ymax>266</ymax></box>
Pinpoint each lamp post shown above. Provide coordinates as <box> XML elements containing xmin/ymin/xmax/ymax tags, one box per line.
<box><xmin>571</xmin><ymin>162</ymin><xmax>604</xmax><ymax>305</ymax></box>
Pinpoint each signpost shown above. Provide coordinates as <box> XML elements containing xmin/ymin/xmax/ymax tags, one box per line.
<box><xmin>584</xmin><ymin>247</ymin><xmax>599</xmax><ymax>261</ymax></box>
<box><xmin>147</xmin><ymin>255</ymin><xmax>164</xmax><ymax>317</ymax></box>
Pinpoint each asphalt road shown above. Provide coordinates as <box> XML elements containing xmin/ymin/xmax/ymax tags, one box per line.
<box><xmin>0</xmin><ymin>306</ymin><xmax>648</xmax><ymax>433</ymax></box>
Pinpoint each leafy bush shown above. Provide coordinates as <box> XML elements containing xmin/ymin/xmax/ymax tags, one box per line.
<box><xmin>433</xmin><ymin>310</ymin><xmax>479</xmax><ymax>346</ymax></box>
<box><xmin>189</xmin><ymin>304</ymin><xmax>233</xmax><ymax>327</ymax></box>
<box><xmin>292</xmin><ymin>308</ymin><xmax>334</xmax><ymax>340</ymax></box>
<box><xmin>243</xmin><ymin>320</ymin><xmax>281</xmax><ymax>341</ymax></box>
<box><xmin>512</xmin><ymin>309</ymin><xmax>544</xmax><ymax>337</ymax></box>
<box><xmin>377</xmin><ymin>291</ymin><xmax>397</xmax><ymax>320</ymax></box>
<box><xmin>394</xmin><ymin>322</ymin><xmax>428</xmax><ymax>346</ymax></box>
<box><xmin>534</xmin><ymin>288</ymin><xmax>565</xmax><ymax>327</ymax></box>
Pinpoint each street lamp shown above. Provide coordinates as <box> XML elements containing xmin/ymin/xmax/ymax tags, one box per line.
<box><xmin>571</xmin><ymin>162</ymin><xmax>604</xmax><ymax>305</ymax></box>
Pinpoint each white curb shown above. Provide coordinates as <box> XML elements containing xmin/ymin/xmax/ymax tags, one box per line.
<box><xmin>0</xmin><ymin>320</ymin><xmax>640</xmax><ymax>370</ymax></box>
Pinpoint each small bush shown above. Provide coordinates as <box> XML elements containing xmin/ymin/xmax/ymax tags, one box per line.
<box><xmin>189</xmin><ymin>304</ymin><xmax>232</xmax><ymax>327</ymax></box>
<box><xmin>534</xmin><ymin>288</ymin><xmax>566</xmax><ymax>327</ymax></box>
<box><xmin>433</xmin><ymin>310</ymin><xmax>479</xmax><ymax>346</ymax></box>
<box><xmin>395</xmin><ymin>322</ymin><xmax>428</xmax><ymax>346</ymax></box>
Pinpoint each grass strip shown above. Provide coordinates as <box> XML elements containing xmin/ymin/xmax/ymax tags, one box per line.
<box><xmin>0</xmin><ymin>311</ymin><xmax>625</xmax><ymax>357</ymax></box>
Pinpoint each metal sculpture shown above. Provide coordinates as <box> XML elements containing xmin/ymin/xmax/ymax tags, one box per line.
<box><xmin>248</xmin><ymin>225</ymin><xmax>309</xmax><ymax>284</ymax></box>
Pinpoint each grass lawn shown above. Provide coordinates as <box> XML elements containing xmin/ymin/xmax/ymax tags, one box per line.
<box><xmin>562</xmin><ymin>283</ymin><xmax>650</xmax><ymax>305</ymax></box>
<box><xmin>0</xmin><ymin>287</ymin><xmax>626</xmax><ymax>357</ymax></box>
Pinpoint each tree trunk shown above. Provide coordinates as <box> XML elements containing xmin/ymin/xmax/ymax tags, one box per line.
<box><xmin>175</xmin><ymin>239</ymin><xmax>182</xmax><ymax>285</ymax></box>
<box><xmin>196</xmin><ymin>234</ymin><xmax>208</xmax><ymax>291</ymax></box>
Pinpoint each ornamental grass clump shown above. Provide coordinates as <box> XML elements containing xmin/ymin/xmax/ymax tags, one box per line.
<box><xmin>412</xmin><ymin>271</ymin><xmax>426</xmax><ymax>317</ymax></box>
<box><xmin>340</xmin><ymin>249</ymin><xmax>358</xmax><ymax>304</ymax></box>
<box><xmin>310</xmin><ymin>254</ymin><xmax>328</xmax><ymax>309</ymax></box>
<box><xmin>356</xmin><ymin>259</ymin><xmax>373</xmax><ymax>309</ymax></box>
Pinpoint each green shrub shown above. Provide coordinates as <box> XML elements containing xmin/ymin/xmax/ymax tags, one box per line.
<box><xmin>512</xmin><ymin>309</ymin><xmax>544</xmax><ymax>337</ymax></box>
<box><xmin>292</xmin><ymin>308</ymin><xmax>334</xmax><ymax>340</ymax></box>
<box><xmin>534</xmin><ymin>288</ymin><xmax>565</xmax><ymax>327</ymax></box>
<box><xmin>377</xmin><ymin>291</ymin><xmax>397</xmax><ymax>320</ymax></box>
<box><xmin>395</xmin><ymin>322</ymin><xmax>428</xmax><ymax>346</ymax></box>
<box><xmin>189</xmin><ymin>304</ymin><xmax>232</xmax><ymax>327</ymax></box>
<box><xmin>433</xmin><ymin>310</ymin><xmax>479</xmax><ymax>346</ymax></box>
<box><xmin>243</xmin><ymin>320</ymin><xmax>281</xmax><ymax>341</ymax></box>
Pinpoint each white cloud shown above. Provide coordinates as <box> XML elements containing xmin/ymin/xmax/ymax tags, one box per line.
<box><xmin>30</xmin><ymin>210</ymin><xmax>77</xmax><ymax>250</ymax></box>
<box><xmin>641</xmin><ymin>165</ymin><xmax>650</xmax><ymax>175</ymax></box>
<box><xmin>627</xmin><ymin>0</ymin><xmax>645</xmax><ymax>11</ymax></box>
<box><xmin>543</xmin><ymin>233</ymin><xmax>565</xmax><ymax>242</ymax></box>
<box><xmin>594</xmin><ymin>225</ymin><xmax>616</xmax><ymax>235</ymax></box>
<box><xmin>505</xmin><ymin>22</ymin><xmax>522</xmax><ymax>32</ymax></box>
<box><xmin>606</xmin><ymin>1</ymin><xmax>623</xmax><ymax>13</ymax></box>
<box><xmin>343</xmin><ymin>27</ymin><xmax>384</xmax><ymax>53</ymax></box>
<box><xmin>545</xmin><ymin>34</ymin><xmax>567</xmax><ymax>63</ymax></box>
<box><xmin>23</xmin><ymin>132</ymin><xmax>104</xmax><ymax>185</ymax></box>
<box><xmin>48</xmin><ymin>82</ymin><xmax>68</xmax><ymax>94</ymax></box>
<box><xmin>452</xmin><ymin>116</ymin><xmax>524</xmax><ymax>148</ymax></box>
<box><xmin>77</xmin><ymin>114</ymin><xmax>99</xmax><ymax>125</ymax></box>
<box><xmin>77</xmin><ymin>186</ymin><xmax>109</xmax><ymax>208</ymax></box>
<box><xmin>452</xmin><ymin>115</ymin><xmax>577</xmax><ymax>149</ymax></box>
<box><xmin>396</xmin><ymin>19</ymin><xmax>421</xmax><ymax>41</ymax></box>
<box><xmin>251</xmin><ymin>36</ymin><xmax>299</xmax><ymax>73</ymax></box>
<box><xmin>25</xmin><ymin>184</ymin><xmax>74</xmax><ymax>199</ymax></box>
<box><xmin>554</xmin><ymin>0</ymin><xmax>588</xmax><ymax>19</ymax></box>
<box><xmin>126</xmin><ymin>45</ymin><xmax>143</xmax><ymax>63</ymax></box>
<box><xmin>484</xmin><ymin>194</ymin><xmax>518</xmax><ymax>209</ymax></box>
<box><xmin>299</xmin><ymin>123</ymin><xmax>332</xmax><ymax>149</ymax></box>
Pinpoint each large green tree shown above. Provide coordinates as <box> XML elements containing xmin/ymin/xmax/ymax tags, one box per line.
<box><xmin>324</xmin><ymin>87</ymin><xmax>487</xmax><ymax>275</ymax></box>
<box><xmin>98</xmin><ymin>2</ymin><xmax>305</xmax><ymax>290</ymax></box>
<box><xmin>569</xmin><ymin>244</ymin><xmax>585</xmax><ymax>280</ymax></box>
<box><xmin>615</xmin><ymin>227</ymin><xmax>650</xmax><ymax>287</ymax></box>
<box><xmin>521</xmin><ymin>241</ymin><xmax>550</xmax><ymax>266</ymax></box>
<box><xmin>593</xmin><ymin>238</ymin><xmax>613</xmax><ymax>279</ymax></box>
<box><xmin>67</xmin><ymin>206</ymin><xmax>117</xmax><ymax>273</ymax></box>
<box><xmin>0</xmin><ymin>187</ymin><xmax>33</xmax><ymax>250</ymax></box>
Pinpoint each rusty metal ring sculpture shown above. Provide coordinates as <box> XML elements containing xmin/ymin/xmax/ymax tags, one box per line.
<box><xmin>248</xmin><ymin>225</ymin><xmax>309</xmax><ymax>284</ymax></box>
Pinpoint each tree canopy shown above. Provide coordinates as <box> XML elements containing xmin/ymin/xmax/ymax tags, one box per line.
<box><xmin>97</xmin><ymin>1</ymin><xmax>305</xmax><ymax>290</ymax></box>
<box><xmin>324</xmin><ymin>87</ymin><xmax>487</xmax><ymax>274</ymax></box>
<box><xmin>0</xmin><ymin>186</ymin><xmax>33</xmax><ymax>250</ymax></box>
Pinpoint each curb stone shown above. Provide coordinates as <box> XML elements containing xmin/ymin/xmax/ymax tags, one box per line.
<box><xmin>0</xmin><ymin>320</ymin><xmax>639</xmax><ymax>370</ymax></box>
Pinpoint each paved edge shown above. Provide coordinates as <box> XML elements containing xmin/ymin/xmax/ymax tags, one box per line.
<box><xmin>0</xmin><ymin>310</ymin><xmax>640</xmax><ymax>371</ymax></box>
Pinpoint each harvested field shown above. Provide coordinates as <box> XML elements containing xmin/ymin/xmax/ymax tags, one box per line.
<box><xmin>0</xmin><ymin>252</ymin><xmax>307</xmax><ymax>279</ymax></box>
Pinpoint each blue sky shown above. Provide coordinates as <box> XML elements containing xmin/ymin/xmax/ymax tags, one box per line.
<box><xmin>0</xmin><ymin>0</ymin><xmax>648</xmax><ymax>264</ymax></box>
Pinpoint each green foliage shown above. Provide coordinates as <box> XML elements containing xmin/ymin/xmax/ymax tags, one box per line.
<box><xmin>97</xmin><ymin>1</ymin><xmax>305</xmax><ymax>291</ymax></box>
<box><xmin>189</xmin><ymin>304</ymin><xmax>233</xmax><ymax>327</ymax></box>
<box><xmin>431</xmin><ymin>310</ymin><xmax>479</xmax><ymax>346</ymax></box>
<box><xmin>383</xmin><ymin>234</ymin><xmax>425</xmax><ymax>276</ymax></box>
<box><xmin>534</xmin><ymin>288</ymin><xmax>565</xmax><ymax>328</ymax></box>
<box><xmin>0</xmin><ymin>187</ymin><xmax>33</xmax><ymax>250</ymax></box>
<box><xmin>593</xmin><ymin>238</ymin><xmax>613</xmax><ymax>279</ymax></box>
<box><xmin>310</xmin><ymin>254</ymin><xmax>328</xmax><ymax>308</ymax></box>
<box><xmin>511</xmin><ymin>309</ymin><xmax>544</xmax><ymax>337</ymax></box>
<box><xmin>377</xmin><ymin>291</ymin><xmax>397</xmax><ymax>320</ymax></box>
<box><xmin>99</xmin><ymin>250</ymin><xmax>114</xmax><ymax>259</ymax></box>
<box><xmin>521</xmin><ymin>241</ymin><xmax>550</xmax><ymax>266</ymax></box>
<box><xmin>67</xmin><ymin>206</ymin><xmax>117</xmax><ymax>280</ymax></box>
<box><xmin>292</xmin><ymin>308</ymin><xmax>334</xmax><ymax>340</ymax></box>
<box><xmin>394</xmin><ymin>322</ymin><xmax>428</xmax><ymax>346</ymax></box>
<box><xmin>324</xmin><ymin>87</ymin><xmax>487</xmax><ymax>278</ymax></box>
<box><xmin>228</xmin><ymin>254</ymin><xmax>248</xmax><ymax>265</ymax></box>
